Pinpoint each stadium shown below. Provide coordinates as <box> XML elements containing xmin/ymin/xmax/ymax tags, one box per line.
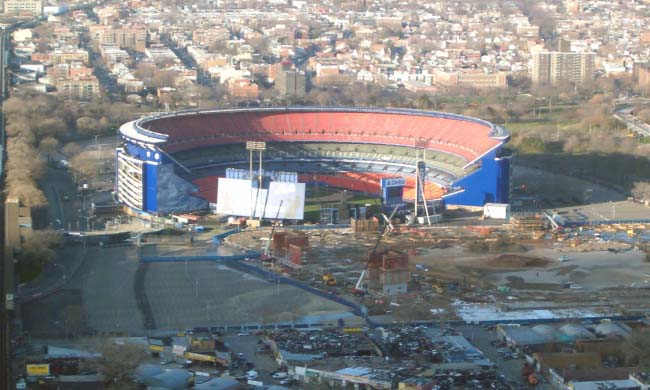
<box><xmin>116</xmin><ymin>107</ymin><xmax>511</xmax><ymax>216</ymax></box>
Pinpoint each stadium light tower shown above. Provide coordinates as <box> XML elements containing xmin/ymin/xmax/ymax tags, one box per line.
<box><xmin>246</xmin><ymin>141</ymin><xmax>266</xmax><ymax>220</ymax></box>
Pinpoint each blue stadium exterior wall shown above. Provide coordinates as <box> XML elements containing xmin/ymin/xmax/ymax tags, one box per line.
<box><xmin>118</xmin><ymin>140</ymin><xmax>208</xmax><ymax>213</ymax></box>
<box><xmin>143</xmin><ymin>163</ymin><xmax>158</xmax><ymax>212</ymax></box>
<box><xmin>118</xmin><ymin>141</ymin><xmax>167</xmax><ymax>213</ymax></box>
<box><xmin>444</xmin><ymin>149</ymin><xmax>510</xmax><ymax>207</ymax></box>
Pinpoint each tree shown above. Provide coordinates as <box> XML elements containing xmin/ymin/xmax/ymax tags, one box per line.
<box><xmin>3</xmin><ymin>95</ymin><xmax>31</xmax><ymax>118</ymax></box>
<box><xmin>91</xmin><ymin>341</ymin><xmax>147</xmax><ymax>388</ymax></box>
<box><xmin>34</xmin><ymin>117</ymin><xmax>68</xmax><ymax>140</ymax></box>
<box><xmin>62</xmin><ymin>142</ymin><xmax>81</xmax><ymax>157</ymax></box>
<box><xmin>6</xmin><ymin>138</ymin><xmax>45</xmax><ymax>179</ymax></box>
<box><xmin>563</xmin><ymin>135</ymin><xmax>582</xmax><ymax>153</ymax></box>
<box><xmin>38</xmin><ymin>136</ymin><xmax>59</xmax><ymax>162</ymax></box>
<box><xmin>134</xmin><ymin>63</ymin><xmax>155</xmax><ymax>80</ymax></box>
<box><xmin>517</xmin><ymin>136</ymin><xmax>547</xmax><ymax>154</ymax></box>
<box><xmin>76</xmin><ymin>116</ymin><xmax>101</xmax><ymax>137</ymax></box>
<box><xmin>635</xmin><ymin>107</ymin><xmax>650</xmax><ymax>124</ymax></box>
<box><xmin>16</xmin><ymin>230</ymin><xmax>61</xmax><ymax>271</ymax></box>
<box><xmin>632</xmin><ymin>182</ymin><xmax>650</xmax><ymax>201</ymax></box>
<box><xmin>150</xmin><ymin>70</ymin><xmax>178</xmax><ymax>89</ymax></box>
<box><xmin>4</xmin><ymin>180</ymin><xmax>46</xmax><ymax>208</ymax></box>
<box><xmin>69</xmin><ymin>151</ymin><xmax>101</xmax><ymax>181</ymax></box>
<box><xmin>5</xmin><ymin>117</ymin><xmax>35</xmax><ymax>143</ymax></box>
<box><xmin>415</xmin><ymin>94</ymin><xmax>434</xmax><ymax>110</ymax></box>
<box><xmin>248</xmin><ymin>36</ymin><xmax>271</xmax><ymax>56</ymax></box>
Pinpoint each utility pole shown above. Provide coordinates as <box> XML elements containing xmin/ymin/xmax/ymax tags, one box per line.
<box><xmin>246</xmin><ymin>141</ymin><xmax>266</xmax><ymax>220</ymax></box>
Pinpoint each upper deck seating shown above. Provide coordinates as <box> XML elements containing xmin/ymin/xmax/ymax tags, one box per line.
<box><xmin>140</xmin><ymin>110</ymin><xmax>501</xmax><ymax>164</ymax></box>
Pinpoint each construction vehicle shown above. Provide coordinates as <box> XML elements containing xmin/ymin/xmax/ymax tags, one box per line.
<box><xmin>322</xmin><ymin>273</ymin><xmax>337</xmax><ymax>286</ymax></box>
<box><xmin>352</xmin><ymin>205</ymin><xmax>399</xmax><ymax>296</ymax></box>
<box><xmin>431</xmin><ymin>284</ymin><xmax>444</xmax><ymax>294</ymax></box>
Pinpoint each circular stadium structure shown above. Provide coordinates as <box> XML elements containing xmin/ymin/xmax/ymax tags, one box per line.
<box><xmin>116</xmin><ymin>107</ymin><xmax>511</xmax><ymax>214</ymax></box>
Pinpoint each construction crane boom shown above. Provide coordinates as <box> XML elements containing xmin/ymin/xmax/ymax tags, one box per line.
<box><xmin>262</xmin><ymin>200</ymin><xmax>283</xmax><ymax>259</ymax></box>
<box><xmin>352</xmin><ymin>205</ymin><xmax>399</xmax><ymax>294</ymax></box>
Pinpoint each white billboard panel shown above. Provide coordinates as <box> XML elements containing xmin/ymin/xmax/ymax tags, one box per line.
<box><xmin>216</xmin><ymin>178</ymin><xmax>305</xmax><ymax>220</ymax></box>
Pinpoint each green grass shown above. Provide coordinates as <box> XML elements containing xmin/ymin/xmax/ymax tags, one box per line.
<box><xmin>304</xmin><ymin>204</ymin><xmax>322</xmax><ymax>212</ymax></box>
<box><xmin>347</xmin><ymin>197</ymin><xmax>381</xmax><ymax>206</ymax></box>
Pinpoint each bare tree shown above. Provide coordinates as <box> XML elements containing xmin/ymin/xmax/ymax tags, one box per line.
<box><xmin>38</xmin><ymin>136</ymin><xmax>59</xmax><ymax>162</ymax></box>
<box><xmin>4</xmin><ymin>180</ymin><xmax>47</xmax><ymax>207</ymax></box>
<box><xmin>632</xmin><ymin>182</ymin><xmax>650</xmax><ymax>201</ymax></box>
<box><xmin>16</xmin><ymin>229</ymin><xmax>61</xmax><ymax>271</ymax></box>
<box><xmin>34</xmin><ymin>117</ymin><xmax>68</xmax><ymax>140</ymax></box>
<box><xmin>62</xmin><ymin>142</ymin><xmax>82</xmax><ymax>157</ymax></box>
<box><xmin>150</xmin><ymin>70</ymin><xmax>178</xmax><ymax>89</ymax></box>
<box><xmin>76</xmin><ymin>116</ymin><xmax>101</xmax><ymax>137</ymax></box>
<box><xmin>563</xmin><ymin>134</ymin><xmax>582</xmax><ymax>153</ymax></box>
<box><xmin>5</xmin><ymin>117</ymin><xmax>35</xmax><ymax>143</ymax></box>
<box><xmin>6</xmin><ymin>138</ymin><xmax>45</xmax><ymax>179</ymax></box>
<box><xmin>134</xmin><ymin>63</ymin><xmax>155</xmax><ymax>80</ymax></box>
<box><xmin>69</xmin><ymin>151</ymin><xmax>101</xmax><ymax>181</ymax></box>
<box><xmin>91</xmin><ymin>341</ymin><xmax>147</xmax><ymax>388</ymax></box>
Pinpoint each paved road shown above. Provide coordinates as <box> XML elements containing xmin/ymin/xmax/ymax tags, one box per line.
<box><xmin>614</xmin><ymin>106</ymin><xmax>650</xmax><ymax>137</ymax></box>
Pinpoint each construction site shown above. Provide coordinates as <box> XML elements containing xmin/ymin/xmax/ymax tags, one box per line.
<box><xmin>218</xmin><ymin>202</ymin><xmax>650</xmax><ymax>325</ymax></box>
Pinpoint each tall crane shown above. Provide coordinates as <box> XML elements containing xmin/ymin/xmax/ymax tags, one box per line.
<box><xmin>261</xmin><ymin>200</ymin><xmax>283</xmax><ymax>262</ymax></box>
<box><xmin>352</xmin><ymin>205</ymin><xmax>399</xmax><ymax>295</ymax></box>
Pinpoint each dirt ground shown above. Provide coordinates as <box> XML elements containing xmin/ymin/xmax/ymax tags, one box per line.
<box><xmin>413</xmin><ymin>244</ymin><xmax>650</xmax><ymax>292</ymax></box>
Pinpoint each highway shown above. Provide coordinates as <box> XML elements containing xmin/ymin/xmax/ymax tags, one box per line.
<box><xmin>614</xmin><ymin>101</ymin><xmax>650</xmax><ymax>137</ymax></box>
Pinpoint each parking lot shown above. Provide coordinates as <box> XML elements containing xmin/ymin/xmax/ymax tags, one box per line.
<box><xmin>223</xmin><ymin>333</ymin><xmax>291</xmax><ymax>386</ymax></box>
<box><xmin>459</xmin><ymin>326</ymin><xmax>553</xmax><ymax>390</ymax></box>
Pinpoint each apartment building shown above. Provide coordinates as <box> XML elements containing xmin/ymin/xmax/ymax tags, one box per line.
<box><xmin>276</xmin><ymin>70</ymin><xmax>306</xmax><ymax>98</ymax></box>
<box><xmin>51</xmin><ymin>47</ymin><xmax>89</xmax><ymax>65</ymax></box>
<box><xmin>99</xmin><ymin>26</ymin><xmax>147</xmax><ymax>52</ymax></box>
<box><xmin>57</xmin><ymin>76</ymin><xmax>101</xmax><ymax>101</ymax></box>
<box><xmin>4</xmin><ymin>0</ymin><xmax>42</xmax><ymax>15</ymax></box>
<box><xmin>432</xmin><ymin>69</ymin><xmax>508</xmax><ymax>89</ymax></box>
<box><xmin>532</xmin><ymin>51</ymin><xmax>595</xmax><ymax>85</ymax></box>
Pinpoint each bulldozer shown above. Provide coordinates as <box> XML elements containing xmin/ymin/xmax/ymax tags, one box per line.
<box><xmin>322</xmin><ymin>273</ymin><xmax>337</xmax><ymax>286</ymax></box>
<box><xmin>431</xmin><ymin>284</ymin><xmax>444</xmax><ymax>294</ymax></box>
